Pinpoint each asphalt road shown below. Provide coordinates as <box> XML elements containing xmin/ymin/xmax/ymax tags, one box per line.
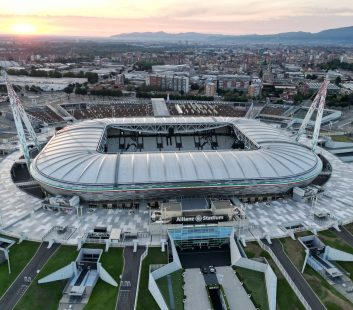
<box><xmin>330</xmin><ymin>226</ymin><xmax>353</xmax><ymax>247</ymax></box>
<box><xmin>262</xmin><ymin>239</ymin><xmax>326</xmax><ymax>310</ymax></box>
<box><xmin>0</xmin><ymin>242</ymin><xmax>60</xmax><ymax>310</ymax></box>
<box><xmin>116</xmin><ymin>246</ymin><xmax>146</xmax><ymax>310</ymax></box>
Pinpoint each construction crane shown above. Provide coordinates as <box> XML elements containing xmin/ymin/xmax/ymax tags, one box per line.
<box><xmin>295</xmin><ymin>79</ymin><xmax>330</xmax><ymax>152</ymax></box>
<box><xmin>1</xmin><ymin>70</ymin><xmax>41</xmax><ymax>169</ymax></box>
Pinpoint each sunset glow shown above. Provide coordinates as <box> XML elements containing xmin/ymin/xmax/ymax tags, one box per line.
<box><xmin>10</xmin><ymin>23</ymin><xmax>38</xmax><ymax>34</ymax></box>
<box><xmin>0</xmin><ymin>0</ymin><xmax>352</xmax><ymax>36</ymax></box>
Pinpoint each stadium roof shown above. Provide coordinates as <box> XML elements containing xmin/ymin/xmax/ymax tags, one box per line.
<box><xmin>31</xmin><ymin>117</ymin><xmax>321</xmax><ymax>188</ymax></box>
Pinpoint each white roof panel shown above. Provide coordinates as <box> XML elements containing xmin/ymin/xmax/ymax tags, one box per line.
<box><xmin>31</xmin><ymin>116</ymin><xmax>322</xmax><ymax>187</ymax></box>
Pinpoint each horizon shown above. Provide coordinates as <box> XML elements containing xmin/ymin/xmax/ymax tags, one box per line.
<box><xmin>1</xmin><ymin>0</ymin><xmax>353</xmax><ymax>37</ymax></box>
<box><xmin>0</xmin><ymin>25</ymin><xmax>352</xmax><ymax>39</ymax></box>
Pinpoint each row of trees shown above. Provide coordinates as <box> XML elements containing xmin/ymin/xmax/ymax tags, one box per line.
<box><xmin>133</xmin><ymin>60</ymin><xmax>165</xmax><ymax>71</ymax></box>
<box><xmin>320</xmin><ymin>59</ymin><xmax>353</xmax><ymax>72</ymax></box>
<box><xmin>64</xmin><ymin>83</ymin><xmax>123</xmax><ymax>97</ymax></box>
<box><xmin>218</xmin><ymin>89</ymin><xmax>248</xmax><ymax>102</ymax></box>
<box><xmin>6</xmin><ymin>69</ymin><xmax>99</xmax><ymax>84</ymax></box>
<box><xmin>326</xmin><ymin>93</ymin><xmax>353</xmax><ymax>108</ymax></box>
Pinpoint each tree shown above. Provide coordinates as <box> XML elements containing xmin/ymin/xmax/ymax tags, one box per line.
<box><xmin>64</xmin><ymin>84</ymin><xmax>74</xmax><ymax>95</ymax></box>
<box><xmin>335</xmin><ymin>76</ymin><xmax>342</xmax><ymax>85</ymax></box>
<box><xmin>190</xmin><ymin>84</ymin><xmax>200</xmax><ymax>91</ymax></box>
<box><xmin>85</xmin><ymin>72</ymin><xmax>99</xmax><ymax>84</ymax></box>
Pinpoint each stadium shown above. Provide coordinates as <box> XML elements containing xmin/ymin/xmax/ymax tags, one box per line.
<box><xmin>5</xmin><ymin>75</ymin><xmax>353</xmax><ymax>310</ymax></box>
<box><xmin>30</xmin><ymin>116</ymin><xmax>323</xmax><ymax>202</ymax></box>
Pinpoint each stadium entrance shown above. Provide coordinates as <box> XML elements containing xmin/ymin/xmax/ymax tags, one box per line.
<box><xmin>169</xmin><ymin>226</ymin><xmax>233</xmax><ymax>250</ymax></box>
<box><xmin>168</xmin><ymin>226</ymin><xmax>233</xmax><ymax>268</ymax></box>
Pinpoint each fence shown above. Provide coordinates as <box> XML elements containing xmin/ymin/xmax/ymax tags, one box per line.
<box><xmin>134</xmin><ymin>246</ymin><xmax>149</xmax><ymax>310</ymax></box>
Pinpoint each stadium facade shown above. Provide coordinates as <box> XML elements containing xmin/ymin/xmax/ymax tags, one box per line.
<box><xmin>30</xmin><ymin>116</ymin><xmax>323</xmax><ymax>202</ymax></box>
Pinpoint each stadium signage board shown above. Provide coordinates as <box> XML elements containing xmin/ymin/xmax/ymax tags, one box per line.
<box><xmin>171</xmin><ymin>214</ymin><xmax>229</xmax><ymax>224</ymax></box>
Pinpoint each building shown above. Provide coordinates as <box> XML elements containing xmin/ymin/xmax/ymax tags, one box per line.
<box><xmin>0</xmin><ymin>75</ymin><xmax>87</xmax><ymax>92</ymax></box>
<box><xmin>115</xmin><ymin>73</ymin><xmax>124</xmax><ymax>86</ymax></box>
<box><xmin>152</xmin><ymin>64</ymin><xmax>190</xmax><ymax>73</ymax></box>
<box><xmin>30</xmin><ymin>117</ymin><xmax>323</xmax><ymax>202</ymax></box>
<box><xmin>217</xmin><ymin>75</ymin><xmax>251</xmax><ymax>91</ymax></box>
<box><xmin>300</xmin><ymin>82</ymin><xmax>340</xmax><ymax>95</ymax></box>
<box><xmin>205</xmin><ymin>82</ymin><xmax>216</xmax><ymax>97</ymax></box>
<box><xmin>248</xmin><ymin>77</ymin><xmax>262</xmax><ymax>98</ymax></box>
<box><xmin>148</xmin><ymin>74</ymin><xmax>190</xmax><ymax>93</ymax></box>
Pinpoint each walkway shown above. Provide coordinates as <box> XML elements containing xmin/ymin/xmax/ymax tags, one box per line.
<box><xmin>216</xmin><ymin>266</ymin><xmax>256</xmax><ymax>310</ymax></box>
<box><xmin>184</xmin><ymin>268</ymin><xmax>211</xmax><ymax>310</ymax></box>
<box><xmin>167</xmin><ymin>274</ymin><xmax>175</xmax><ymax>309</ymax></box>
<box><xmin>116</xmin><ymin>246</ymin><xmax>146</xmax><ymax>310</ymax></box>
<box><xmin>262</xmin><ymin>239</ymin><xmax>326</xmax><ymax>310</ymax></box>
<box><xmin>0</xmin><ymin>242</ymin><xmax>60</xmax><ymax>310</ymax></box>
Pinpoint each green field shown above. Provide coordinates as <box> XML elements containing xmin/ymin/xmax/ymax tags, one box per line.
<box><xmin>235</xmin><ymin>267</ymin><xmax>269</xmax><ymax>310</ymax></box>
<box><xmin>280</xmin><ymin>236</ymin><xmax>308</xmax><ymax>270</ymax></box>
<box><xmin>280</xmin><ymin>233</ymin><xmax>353</xmax><ymax>310</ymax></box>
<box><xmin>330</xmin><ymin>135</ymin><xmax>353</xmax><ymax>143</ymax></box>
<box><xmin>0</xmin><ymin>237</ymin><xmax>40</xmax><ymax>299</ymax></box>
<box><xmin>156</xmin><ymin>269</ymin><xmax>184</xmax><ymax>310</ymax></box>
<box><xmin>244</xmin><ymin>242</ymin><xmax>305</xmax><ymax>310</ymax></box>
<box><xmin>136</xmin><ymin>247</ymin><xmax>168</xmax><ymax>310</ymax></box>
<box><xmin>317</xmin><ymin>230</ymin><xmax>353</xmax><ymax>284</ymax></box>
<box><xmin>15</xmin><ymin>245</ymin><xmax>78</xmax><ymax>310</ymax></box>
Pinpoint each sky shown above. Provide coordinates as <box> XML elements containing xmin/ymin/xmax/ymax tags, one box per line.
<box><xmin>0</xmin><ymin>0</ymin><xmax>353</xmax><ymax>36</ymax></box>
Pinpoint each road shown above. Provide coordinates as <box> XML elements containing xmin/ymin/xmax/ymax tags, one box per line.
<box><xmin>331</xmin><ymin>226</ymin><xmax>353</xmax><ymax>247</ymax></box>
<box><xmin>0</xmin><ymin>242</ymin><xmax>60</xmax><ymax>310</ymax></box>
<box><xmin>262</xmin><ymin>239</ymin><xmax>326</xmax><ymax>310</ymax></box>
<box><xmin>116</xmin><ymin>246</ymin><xmax>146</xmax><ymax>310</ymax></box>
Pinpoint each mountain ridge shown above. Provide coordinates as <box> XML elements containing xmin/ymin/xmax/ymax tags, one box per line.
<box><xmin>110</xmin><ymin>26</ymin><xmax>353</xmax><ymax>44</ymax></box>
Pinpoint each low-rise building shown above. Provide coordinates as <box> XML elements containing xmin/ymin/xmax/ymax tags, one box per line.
<box><xmin>205</xmin><ymin>82</ymin><xmax>216</xmax><ymax>97</ymax></box>
<box><xmin>148</xmin><ymin>74</ymin><xmax>190</xmax><ymax>93</ymax></box>
<box><xmin>217</xmin><ymin>74</ymin><xmax>251</xmax><ymax>91</ymax></box>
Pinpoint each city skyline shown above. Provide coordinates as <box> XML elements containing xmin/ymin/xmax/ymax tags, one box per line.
<box><xmin>1</xmin><ymin>0</ymin><xmax>353</xmax><ymax>36</ymax></box>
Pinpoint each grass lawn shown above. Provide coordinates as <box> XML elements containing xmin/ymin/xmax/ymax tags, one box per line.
<box><xmin>84</xmin><ymin>247</ymin><xmax>123</xmax><ymax>310</ymax></box>
<box><xmin>234</xmin><ymin>267</ymin><xmax>269</xmax><ymax>310</ymax></box>
<box><xmin>344</xmin><ymin>223</ymin><xmax>353</xmax><ymax>236</ymax></box>
<box><xmin>280</xmin><ymin>237</ymin><xmax>307</xmax><ymax>270</ymax></box>
<box><xmin>318</xmin><ymin>230</ymin><xmax>353</xmax><ymax>255</ymax></box>
<box><xmin>14</xmin><ymin>245</ymin><xmax>78</xmax><ymax>310</ymax></box>
<box><xmin>244</xmin><ymin>242</ymin><xmax>305</xmax><ymax>310</ymax></box>
<box><xmin>280</xmin><ymin>233</ymin><xmax>353</xmax><ymax>310</ymax></box>
<box><xmin>156</xmin><ymin>269</ymin><xmax>184</xmax><ymax>310</ymax></box>
<box><xmin>304</xmin><ymin>267</ymin><xmax>353</xmax><ymax>310</ymax></box>
<box><xmin>0</xmin><ymin>238</ymin><xmax>40</xmax><ymax>299</ymax></box>
<box><xmin>317</xmin><ymin>230</ymin><xmax>353</xmax><ymax>283</ymax></box>
<box><xmin>136</xmin><ymin>247</ymin><xmax>168</xmax><ymax>310</ymax></box>
<box><xmin>330</xmin><ymin>135</ymin><xmax>353</xmax><ymax>143</ymax></box>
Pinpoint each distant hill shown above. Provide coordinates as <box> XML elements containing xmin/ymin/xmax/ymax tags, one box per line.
<box><xmin>111</xmin><ymin>26</ymin><xmax>353</xmax><ymax>45</ymax></box>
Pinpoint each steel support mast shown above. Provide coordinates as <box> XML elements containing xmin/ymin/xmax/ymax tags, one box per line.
<box><xmin>295</xmin><ymin>79</ymin><xmax>329</xmax><ymax>151</ymax></box>
<box><xmin>1</xmin><ymin>71</ymin><xmax>41</xmax><ymax>168</ymax></box>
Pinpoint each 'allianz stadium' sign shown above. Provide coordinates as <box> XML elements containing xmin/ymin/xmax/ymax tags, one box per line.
<box><xmin>172</xmin><ymin>214</ymin><xmax>229</xmax><ymax>224</ymax></box>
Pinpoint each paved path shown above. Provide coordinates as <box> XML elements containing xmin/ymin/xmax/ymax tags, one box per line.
<box><xmin>184</xmin><ymin>268</ymin><xmax>211</xmax><ymax>310</ymax></box>
<box><xmin>167</xmin><ymin>274</ymin><xmax>175</xmax><ymax>309</ymax></box>
<box><xmin>263</xmin><ymin>239</ymin><xmax>326</xmax><ymax>310</ymax></box>
<box><xmin>216</xmin><ymin>266</ymin><xmax>256</xmax><ymax>310</ymax></box>
<box><xmin>331</xmin><ymin>226</ymin><xmax>353</xmax><ymax>248</ymax></box>
<box><xmin>0</xmin><ymin>242</ymin><xmax>60</xmax><ymax>310</ymax></box>
<box><xmin>116</xmin><ymin>246</ymin><xmax>146</xmax><ymax>310</ymax></box>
